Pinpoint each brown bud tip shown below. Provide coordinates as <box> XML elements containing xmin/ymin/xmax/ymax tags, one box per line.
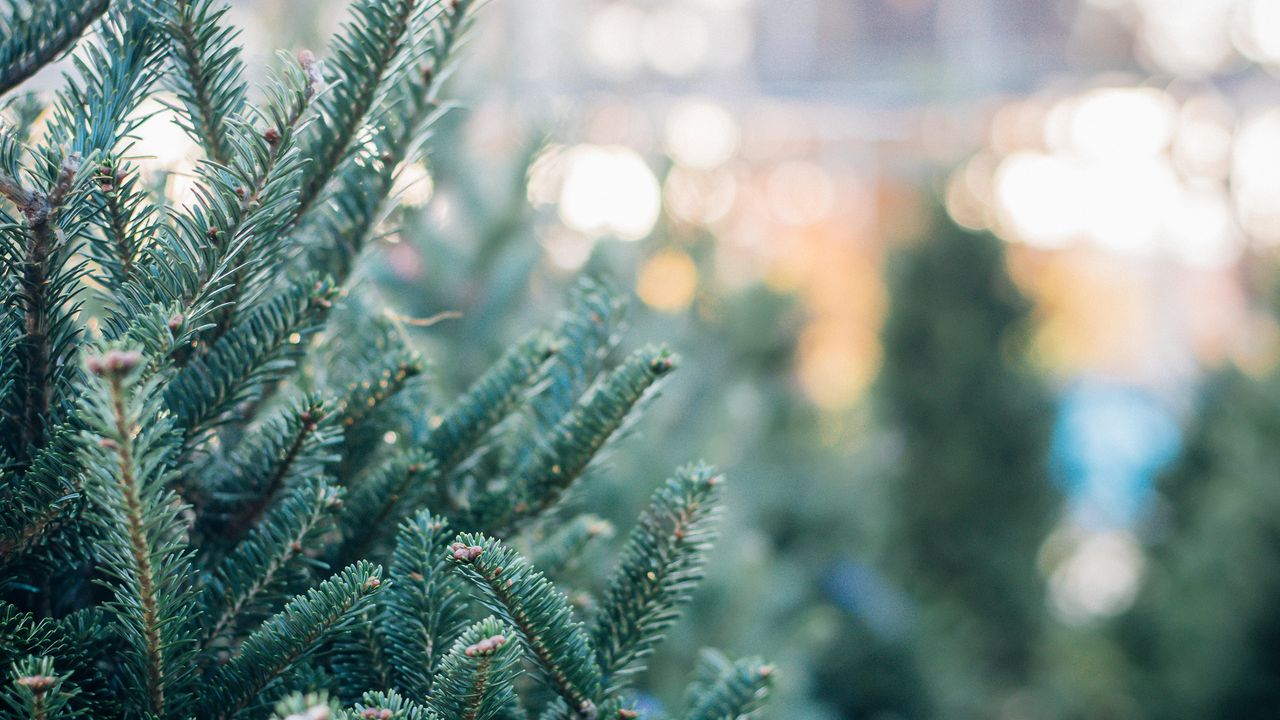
<box><xmin>207</xmin><ymin>226</ymin><xmax>220</xmax><ymax>239</ymax></box>
<box><xmin>98</xmin><ymin>437</ymin><xmax>119</xmax><ymax>450</ymax></box>
<box><xmin>167</xmin><ymin>313</ymin><xmax>183</xmax><ymax>332</ymax></box>
<box><xmin>421</xmin><ymin>65</ymin><xmax>434</xmax><ymax>84</ymax></box>
<box><xmin>364</xmin><ymin>577</ymin><xmax>381</xmax><ymax>590</ymax></box>
<box><xmin>16</xmin><ymin>675</ymin><xmax>56</xmax><ymax>692</ymax></box>
<box><xmin>759</xmin><ymin>664</ymin><xmax>775</xmax><ymax>678</ymax></box>
<box><xmin>618</xmin><ymin>710</ymin><xmax>639</xmax><ymax>719</ymax></box>
<box><xmin>89</xmin><ymin>349</ymin><xmax>143</xmax><ymax>377</ymax></box>
<box><xmin>449</xmin><ymin>543</ymin><xmax>484</xmax><ymax>562</ymax></box>
<box><xmin>298</xmin><ymin>49</ymin><xmax>316</xmax><ymax>66</ymax></box>
<box><xmin>234</xmin><ymin>186</ymin><xmax>247</xmax><ymax>199</ymax></box>
<box><xmin>464</xmin><ymin>633</ymin><xmax>507</xmax><ymax>656</ymax></box>
<box><xmin>264</xmin><ymin>127</ymin><xmax>281</xmax><ymax>145</ymax></box>
<box><xmin>290</xmin><ymin>541</ymin><xmax>303</xmax><ymax>552</ymax></box>
<box><xmin>304</xmin><ymin>706</ymin><xmax>331</xmax><ymax>720</ymax></box>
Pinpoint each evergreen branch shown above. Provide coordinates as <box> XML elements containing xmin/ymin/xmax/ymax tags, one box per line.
<box><xmin>3</xmin><ymin>156</ymin><xmax>83</xmax><ymax>463</ymax></box>
<box><xmin>37</xmin><ymin>5</ymin><xmax>165</xmax><ymax>189</ymax></box>
<box><xmin>2</xmin><ymin>656</ymin><xmax>81</xmax><ymax>720</ymax></box>
<box><xmin>475</xmin><ymin>346</ymin><xmax>677</xmax><ymax>533</ymax></box>
<box><xmin>0</xmin><ymin>602</ymin><xmax>66</xmax><ymax>667</ymax></box>
<box><xmin>268</xmin><ymin>692</ymin><xmax>349</xmax><ymax>720</ymax></box>
<box><xmin>164</xmin><ymin>278</ymin><xmax>337</xmax><ymax>438</ymax></box>
<box><xmin>197</xmin><ymin>394</ymin><xmax>338</xmax><ymax>545</ymax></box>
<box><xmin>380</xmin><ymin>510</ymin><xmax>469</xmax><ymax>699</ymax></box>
<box><xmin>0</xmin><ymin>4</ymin><xmax>775</xmax><ymax>717</ymax></box>
<box><xmin>423</xmin><ymin>331</ymin><xmax>555</xmax><ymax>473</ymax></box>
<box><xmin>3</xmin><ymin>4</ymin><xmax>164</xmax><ymax>462</ymax></box>
<box><xmin>133</xmin><ymin>50</ymin><xmax>318</xmax><ymax>355</ymax></box>
<box><xmin>429</xmin><ymin>617</ymin><xmax>520</xmax><ymax>720</ymax></box>
<box><xmin>201</xmin><ymin>477</ymin><xmax>344</xmax><ymax>649</ymax></box>
<box><xmin>298</xmin><ymin>0</ymin><xmax>476</xmax><ymax>281</ymax></box>
<box><xmin>527</xmin><ymin>515</ymin><xmax>613</xmax><ymax>579</ymax></box>
<box><xmin>158</xmin><ymin>0</ymin><xmax>247</xmax><ymax>165</ymax></box>
<box><xmin>321</xmin><ymin>302</ymin><xmax>426</xmax><ymax>476</ymax></box>
<box><xmin>336</xmin><ymin>452</ymin><xmax>436</xmax><ymax>564</ymax></box>
<box><xmin>331</xmin><ymin>611</ymin><xmax>394</xmax><ymax>701</ymax></box>
<box><xmin>684</xmin><ymin>651</ymin><xmax>774</xmax><ymax>720</ymax></box>
<box><xmin>46</xmin><ymin>609</ymin><xmax>116</xmax><ymax>716</ymax></box>
<box><xmin>85</xmin><ymin>157</ymin><xmax>158</xmax><ymax>292</ymax></box>
<box><xmin>207</xmin><ymin>51</ymin><xmax>325</xmax><ymax>340</ymax></box>
<box><xmin>0</xmin><ymin>0</ymin><xmax>109</xmax><ymax>98</ymax></box>
<box><xmin>0</xmin><ymin>429</ymin><xmax>80</xmax><ymax>564</ymax></box>
<box><xmin>449</xmin><ymin>533</ymin><xmax>602</xmax><ymax>718</ymax></box>
<box><xmin>0</xmin><ymin>604</ymin><xmax>111</xmax><ymax>717</ymax></box>
<box><xmin>356</xmin><ymin>689</ymin><xmax>439</xmax><ymax>720</ymax></box>
<box><xmin>500</xmin><ymin>280</ymin><xmax>624</xmax><ymax>477</ymax></box>
<box><xmin>293</xmin><ymin>0</ymin><xmax>429</xmax><ymax>223</ymax></box>
<box><xmin>334</xmin><ymin>349</ymin><xmax>425</xmax><ymax>433</ymax></box>
<box><xmin>77</xmin><ymin>348</ymin><xmax>199</xmax><ymax>717</ymax></box>
<box><xmin>591</xmin><ymin>465</ymin><xmax>721</xmax><ymax>691</ymax></box>
<box><xmin>204</xmin><ymin>561</ymin><xmax>384</xmax><ymax>719</ymax></box>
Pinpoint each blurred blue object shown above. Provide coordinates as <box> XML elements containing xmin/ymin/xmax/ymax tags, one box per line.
<box><xmin>824</xmin><ymin>560</ymin><xmax>913</xmax><ymax>641</ymax></box>
<box><xmin>632</xmin><ymin>692</ymin><xmax>665</xmax><ymax>718</ymax></box>
<box><xmin>1051</xmin><ymin>379</ymin><xmax>1181</xmax><ymax>529</ymax></box>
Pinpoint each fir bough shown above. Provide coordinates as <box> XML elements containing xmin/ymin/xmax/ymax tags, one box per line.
<box><xmin>0</xmin><ymin>2</ymin><xmax>770</xmax><ymax>719</ymax></box>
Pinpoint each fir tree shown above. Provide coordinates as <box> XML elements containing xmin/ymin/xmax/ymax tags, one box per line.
<box><xmin>0</xmin><ymin>2</ymin><xmax>772</xmax><ymax>718</ymax></box>
<box><xmin>1123</xmin><ymin>366</ymin><xmax>1280</xmax><ymax>720</ymax></box>
<box><xmin>876</xmin><ymin>213</ymin><xmax>1057</xmax><ymax>715</ymax></box>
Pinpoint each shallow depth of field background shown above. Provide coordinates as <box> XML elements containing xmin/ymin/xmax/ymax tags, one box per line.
<box><xmin>62</xmin><ymin>0</ymin><xmax>1280</xmax><ymax>717</ymax></box>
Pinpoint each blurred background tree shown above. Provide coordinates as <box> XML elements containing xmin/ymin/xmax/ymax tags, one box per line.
<box><xmin>877</xmin><ymin>214</ymin><xmax>1059</xmax><ymax>717</ymax></box>
<box><xmin>1124</xmin><ymin>363</ymin><xmax>1280</xmax><ymax>720</ymax></box>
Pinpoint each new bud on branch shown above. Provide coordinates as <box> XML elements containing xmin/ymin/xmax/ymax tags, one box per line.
<box><xmin>86</xmin><ymin>349</ymin><xmax>143</xmax><ymax>377</ymax></box>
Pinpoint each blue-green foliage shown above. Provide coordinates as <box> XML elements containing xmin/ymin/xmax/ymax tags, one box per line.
<box><xmin>0</xmin><ymin>2</ymin><xmax>770</xmax><ymax>719</ymax></box>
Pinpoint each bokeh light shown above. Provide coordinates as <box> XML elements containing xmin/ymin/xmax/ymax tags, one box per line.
<box><xmin>965</xmin><ymin>83</ymin><xmax>1256</xmax><ymax>269</ymax></box>
<box><xmin>637</xmin><ymin>247</ymin><xmax>699</xmax><ymax>313</ymax></box>
<box><xmin>557</xmin><ymin>144</ymin><xmax>662</xmax><ymax>241</ymax></box>
<box><xmin>1048</xmin><ymin>530</ymin><xmax>1146</xmax><ymax>624</ymax></box>
<box><xmin>664</xmin><ymin>99</ymin><xmax>739</xmax><ymax>171</ymax></box>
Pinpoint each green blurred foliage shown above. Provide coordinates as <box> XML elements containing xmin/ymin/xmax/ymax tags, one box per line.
<box><xmin>1123</xmin><ymin>366</ymin><xmax>1280</xmax><ymax>720</ymax></box>
<box><xmin>876</xmin><ymin>213</ymin><xmax>1060</xmax><ymax>717</ymax></box>
<box><xmin>367</xmin><ymin>92</ymin><xmax>1280</xmax><ymax>720</ymax></box>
